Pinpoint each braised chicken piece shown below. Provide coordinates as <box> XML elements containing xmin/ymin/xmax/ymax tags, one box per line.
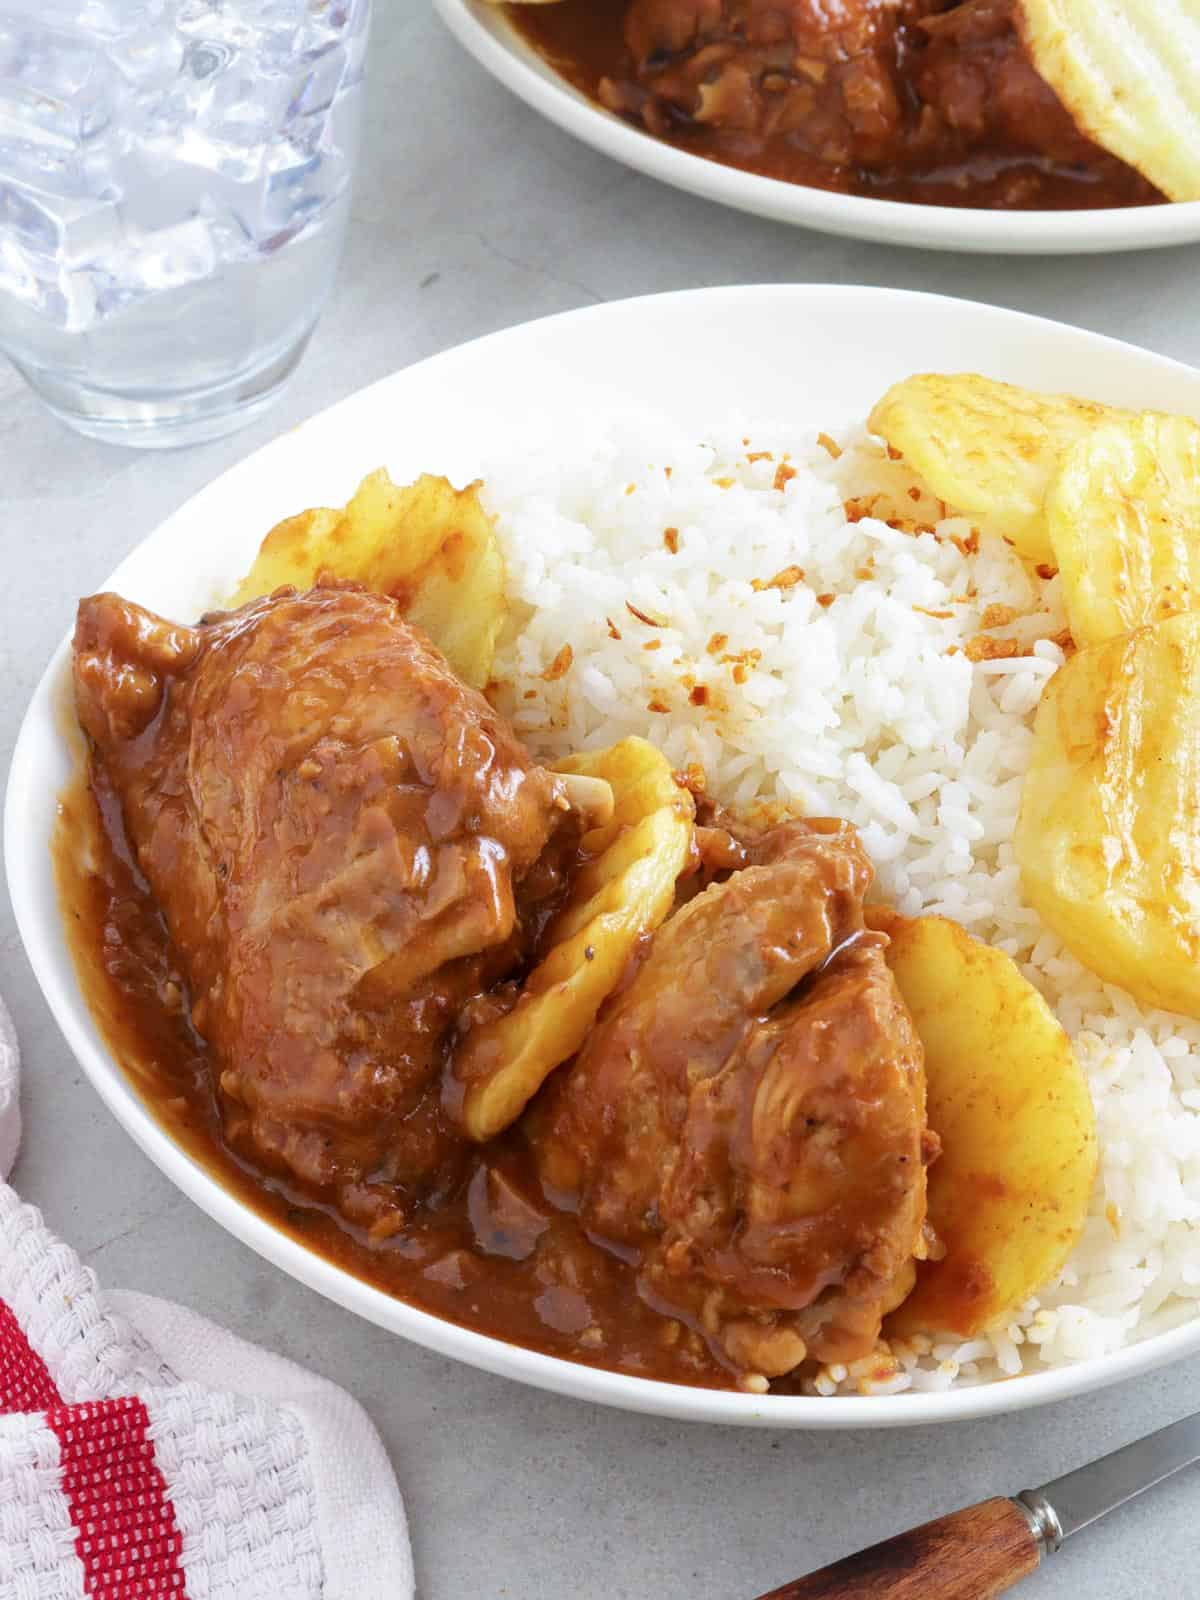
<box><xmin>914</xmin><ymin>0</ymin><xmax>1111</xmax><ymax>167</ymax></box>
<box><xmin>532</xmin><ymin>818</ymin><xmax>934</xmax><ymax>1383</ymax></box>
<box><xmin>618</xmin><ymin>0</ymin><xmax>1138</xmax><ymax>176</ymax></box>
<box><xmin>615</xmin><ymin>0</ymin><xmax>933</xmax><ymax>168</ymax></box>
<box><xmin>73</xmin><ymin>582</ymin><xmax>570</xmax><ymax>1226</ymax></box>
<box><xmin>511</xmin><ymin>0</ymin><xmax>1160</xmax><ymax>207</ymax></box>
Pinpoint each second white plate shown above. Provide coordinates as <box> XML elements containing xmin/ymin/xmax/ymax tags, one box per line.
<box><xmin>434</xmin><ymin>0</ymin><xmax>1200</xmax><ymax>256</ymax></box>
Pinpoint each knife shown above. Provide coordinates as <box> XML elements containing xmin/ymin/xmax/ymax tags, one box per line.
<box><xmin>754</xmin><ymin>1409</ymin><xmax>1200</xmax><ymax>1598</ymax></box>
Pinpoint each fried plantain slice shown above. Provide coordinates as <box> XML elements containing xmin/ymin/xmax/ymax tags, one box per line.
<box><xmin>1015</xmin><ymin>612</ymin><xmax>1200</xmax><ymax>1018</ymax></box>
<box><xmin>1047</xmin><ymin>412</ymin><xmax>1200</xmax><ymax>648</ymax></box>
<box><xmin>232</xmin><ymin>470</ymin><xmax>505</xmax><ymax>688</ymax></box>
<box><xmin>868</xmin><ymin>373</ymin><xmax>1127</xmax><ymax>564</ymax></box>
<box><xmin>452</xmin><ymin>738</ymin><xmax>695</xmax><ymax>1143</ymax></box>
<box><xmin>873</xmin><ymin>912</ymin><xmax>1096</xmax><ymax>1339</ymax></box>
<box><xmin>1017</xmin><ymin>0</ymin><xmax>1200</xmax><ymax>203</ymax></box>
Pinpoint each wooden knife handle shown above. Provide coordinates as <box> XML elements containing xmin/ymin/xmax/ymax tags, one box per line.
<box><xmin>755</xmin><ymin>1497</ymin><xmax>1043</xmax><ymax>1599</ymax></box>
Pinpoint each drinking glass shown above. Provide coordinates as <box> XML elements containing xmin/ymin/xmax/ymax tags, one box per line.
<box><xmin>0</xmin><ymin>0</ymin><xmax>369</xmax><ymax>448</ymax></box>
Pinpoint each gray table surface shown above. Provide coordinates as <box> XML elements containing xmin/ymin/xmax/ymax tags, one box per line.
<box><xmin>4</xmin><ymin>8</ymin><xmax>1200</xmax><ymax>1598</ymax></box>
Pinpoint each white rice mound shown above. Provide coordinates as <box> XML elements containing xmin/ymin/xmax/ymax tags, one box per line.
<box><xmin>478</xmin><ymin>414</ymin><xmax>1200</xmax><ymax>1397</ymax></box>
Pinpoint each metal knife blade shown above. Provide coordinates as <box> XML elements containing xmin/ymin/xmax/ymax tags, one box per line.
<box><xmin>1018</xmin><ymin>1411</ymin><xmax>1200</xmax><ymax>1551</ymax></box>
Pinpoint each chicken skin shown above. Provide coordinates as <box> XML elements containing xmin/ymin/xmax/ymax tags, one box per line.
<box><xmin>533</xmin><ymin>819</ymin><xmax>933</xmax><ymax>1382</ymax></box>
<box><xmin>73</xmin><ymin>582</ymin><xmax>569</xmax><ymax>1224</ymax></box>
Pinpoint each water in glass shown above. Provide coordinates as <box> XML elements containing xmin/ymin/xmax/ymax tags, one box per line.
<box><xmin>0</xmin><ymin>0</ymin><xmax>368</xmax><ymax>446</ymax></box>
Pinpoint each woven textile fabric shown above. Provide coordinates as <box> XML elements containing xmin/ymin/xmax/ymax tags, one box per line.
<box><xmin>0</xmin><ymin>1000</ymin><xmax>412</xmax><ymax>1600</ymax></box>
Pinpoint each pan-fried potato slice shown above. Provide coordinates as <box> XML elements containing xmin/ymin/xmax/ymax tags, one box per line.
<box><xmin>453</xmin><ymin>738</ymin><xmax>694</xmax><ymax>1142</ymax></box>
<box><xmin>1015</xmin><ymin>613</ymin><xmax>1200</xmax><ymax>1018</ymax></box>
<box><xmin>1047</xmin><ymin>413</ymin><xmax>1200</xmax><ymax>648</ymax></box>
<box><xmin>231</xmin><ymin>471</ymin><xmax>505</xmax><ymax>688</ymax></box>
<box><xmin>868</xmin><ymin>374</ymin><xmax>1126</xmax><ymax>564</ymax></box>
<box><xmin>874</xmin><ymin>913</ymin><xmax>1096</xmax><ymax>1338</ymax></box>
<box><xmin>1017</xmin><ymin>0</ymin><xmax>1200</xmax><ymax>203</ymax></box>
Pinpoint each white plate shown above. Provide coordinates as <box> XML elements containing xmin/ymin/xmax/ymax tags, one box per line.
<box><xmin>434</xmin><ymin>0</ymin><xmax>1200</xmax><ymax>256</ymax></box>
<box><xmin>10</xmin><ymin>285</ymin><xmax>1200</xmax><ymax>1427</ymax></box>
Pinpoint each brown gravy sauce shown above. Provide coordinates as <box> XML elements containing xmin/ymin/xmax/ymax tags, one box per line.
<box><xmin>504</xmin><ymin>0</ymin><xmax>1162</xmax><ymax>211</ymax></box>
<box><xmin>53</xmin><ymin>770</ymin><xmax>736</xmax><ymax>1390</ymax></box>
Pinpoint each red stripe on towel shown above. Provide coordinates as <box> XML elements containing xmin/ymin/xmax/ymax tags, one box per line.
<box><xmin>45</xmin><ymin>1395</ymin><xmax>187</xmax><ymax>1598</ymax></box>
<box><xmin>0</xmin><ymin>1297</ymin><xmax>60</xmax><ymax>1412</ymax></box>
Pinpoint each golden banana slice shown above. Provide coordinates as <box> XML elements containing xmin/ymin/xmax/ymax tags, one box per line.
<box><xmin>1015</xmin><ymin>613</ymin><xmax>1200</xmax><ymax>1018</ymax></box>
<box><xmin>453</xmin><ymin>738</ymin><xmax>695</xmax><ymax>1143</ymax></box>
<box><xmin>1017</xmin><ymin>0</ymin><xmax>1200</xmax><ymax>203</ymax></box>
<box><xmin>1047</xmin><ymin>412</ymin><xmax>1200</xmax><ymax>647</ymax></box>
<box><xmin>874</xmin><ymin>912</ymin><xmax>1096</xmax><ymax>1339</ymax></box>
<box><xmin>231</xmin><ymin>470</ymin><xmax>506</xmax><ymax>688</ymax></box>
<box><xmin>869</xmin><ymin>373</ymin><xmax>1125</xmax><ymax>564</ymax></box>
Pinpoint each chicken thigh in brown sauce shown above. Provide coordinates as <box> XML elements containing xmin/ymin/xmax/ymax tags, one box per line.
<box><xmin>74</xmin><ymin>582</ymin><xmax>571</xmax><ymax>1227</ymax></box>
<box><xmin>533</xmin><ymin>818</ymin><xmax>935</xmax><ymax>1381</ymax></box>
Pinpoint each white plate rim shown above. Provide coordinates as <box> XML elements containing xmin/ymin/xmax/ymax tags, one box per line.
<box><xmin>433</xmin><ymin>0</ymin><xmax>1200</xmax><ymax>256</ymax></box>
<box><xmin>10</xmin><ymin>282</ymin><xmax>1200</xmax><ymax>1428</ymax></box>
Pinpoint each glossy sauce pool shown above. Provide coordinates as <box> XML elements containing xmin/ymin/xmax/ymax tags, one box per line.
<box><xmin>53</xmin><ymin>769</ymin><xmax>736</xmax><ymax>1391</ymax></box>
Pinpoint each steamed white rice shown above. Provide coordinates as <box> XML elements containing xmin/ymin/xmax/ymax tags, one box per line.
<box><xmin>474</xmin><ymin>413</ymin><xmax>1200</xmax><ymax>1396</ymax></box>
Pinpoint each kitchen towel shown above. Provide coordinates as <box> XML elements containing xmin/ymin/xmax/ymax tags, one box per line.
<box><xmin>0</xmin><ymin>996</ymin><xmax>413</xmax><ymax>1600</ymax></box>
